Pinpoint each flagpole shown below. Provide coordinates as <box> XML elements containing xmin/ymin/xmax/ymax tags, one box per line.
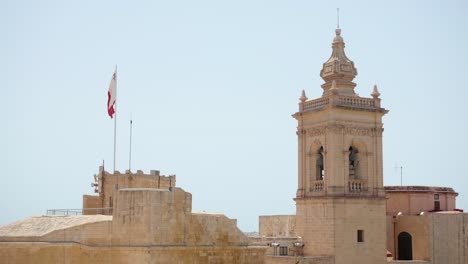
<box><xmin>113</xmin><ymin>65</ymin><xmax>117</xmax><ymax>174</ymax></box>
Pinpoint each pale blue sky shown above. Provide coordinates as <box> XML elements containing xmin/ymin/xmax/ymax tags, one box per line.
<box><xmin>2</xmin><ymin>0</ymin><xmax>467</xmax><ymax>231</ymax></box>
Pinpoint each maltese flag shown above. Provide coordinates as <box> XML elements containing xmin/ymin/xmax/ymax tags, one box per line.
<box><xmin>107</xmin><ymin>68</ymin><xmax>117</xmax><ymax>118</ymax></box>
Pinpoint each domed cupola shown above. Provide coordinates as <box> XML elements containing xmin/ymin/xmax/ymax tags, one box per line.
<box><xmin>320</xmin><ymin>28</ymin><xmax>358</xmax><ymax>96</ymax></box>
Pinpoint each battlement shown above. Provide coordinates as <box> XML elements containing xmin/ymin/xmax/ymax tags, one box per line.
<box><xmin>84</xmin><ymin>166</ymin><xmax>177</xmax><ymax>215</ymax></box>
<box><xmin>92</xmin><ymin>166</ymin><xmax>176</xmax><ymax>193</ymax></box>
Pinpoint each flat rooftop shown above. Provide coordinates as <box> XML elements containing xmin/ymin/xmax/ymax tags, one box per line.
<box><xmin>0</xmin><ymin>215</ymin><xmax>112</xmax><ymax>238</ymax></box>
<box><xmin>384</xmin><ymin>186</ymin><xmax>457</xmax><ymax>194</ymax></box>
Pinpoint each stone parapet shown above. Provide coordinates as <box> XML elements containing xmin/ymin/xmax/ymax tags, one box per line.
<box><xmin>301</xmin><ymin>94</ymin><xmax>386</xmax><ymax>113</ymax></box>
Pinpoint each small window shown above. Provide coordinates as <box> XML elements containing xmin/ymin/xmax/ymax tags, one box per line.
<box><xmin>434</xmin><ymin>201</ymin><xmax>440</xmax><ymax>211</ymax></box>
<box><xmin>434</xmin><ymin>194</ymin><xmax>439</xmax><ymax>200</ymax></box>
<box><xmin>279</xmin><ymin>246</ymin><xmax>288</xmax><ymax>256</ymax></box>
<box><xmin>357</xmin><ymin>230</ymin><xmax>364</xmax><ymax>242</ymax></box>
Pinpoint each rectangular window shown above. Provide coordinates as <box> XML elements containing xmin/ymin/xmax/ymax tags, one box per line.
<box><xmin>434</xmin><ymin>194</ymin><xmax>439</xmax><ymax>200</ymax></box>
<box><xmin>357</xmin><ymin>230</ymin><xmax>364</xmax><ymax>242</ymax></box>
<box><xmin>434</xmin><ymin>201</ymin><xmax>440</xmax><ymax>211</ymax></box>
<box><xmin>279</xmin><ymin>246</ymin><xmax>288</xmax><ymax>256</ymax></box>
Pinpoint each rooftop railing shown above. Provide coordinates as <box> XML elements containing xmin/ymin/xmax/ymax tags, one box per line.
<box><xmin>46</xmin><ymin>207</ymin><xmax>113</xmax><ymax>216</ymax></box>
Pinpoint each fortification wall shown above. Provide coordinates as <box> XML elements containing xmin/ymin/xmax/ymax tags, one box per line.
<box><xmin>0</xmin><ymin>187</ymin><xmax>255</xmax><ymax>264</ymax></box>
<box><xmin>85</xmin><ymin>168</ymin><xmax>176</xmax><ymax>212</ymax></box>
<box><xmin>259</xmin><ymin>215</ymin><xmax>296</xmax><ymax>237</ymax></box>
<box><xmin>0</xmin><ymin>242</ymin><xmax>266</xmax><ymax>264</ymax></box>
<box><xmin>111</xmin><ymin>187</ymin><xmax>191</xmax><ymax>246</ymax></box>
<box><xmin>82</xmin><ymin>195</ymin><xmax>103</xmax><ymax>214</ymax></box>
<box><xmin>43</xmin><ymin>220</ymin><xmax>112</xmax><ymax>246</ymax></box>
<box><xmin>186</xmin><ymin>213</ymin><xmax>248</xmax><ymax>246</ymax></box>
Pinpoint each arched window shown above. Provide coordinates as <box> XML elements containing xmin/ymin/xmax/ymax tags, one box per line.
<box><xmin>316</xmin><ymin>146</ymin><xmax>324</xmax><ymax>180</ymax></box>
<box><xmin>398</xmin><ymin>232</ymin><xmax>413</xmax><ymax>260</ymax></box>
<box><xmin>349</xmin><ymin>147</ymin><xmax>359</xmax><ymax>179</ymax></box>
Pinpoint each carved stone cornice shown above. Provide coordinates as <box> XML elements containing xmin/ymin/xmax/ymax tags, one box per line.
<box><xmin>305</xmin><ymin>124</ymin><xmax>384</xmax><ymax>137</ymax></box>
<box><xmin>344</xmin><ymin>127</ymin><xmax>383</xmax><ymax>136</ymax></box>
<box><xmin>306</xmin><ymin>127</ymin><xmax>326</xmax><ymax>137</ymax></box>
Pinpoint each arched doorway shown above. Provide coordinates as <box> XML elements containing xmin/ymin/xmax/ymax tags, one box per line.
<box><xmin>398</xmin><ymin>232</ymin><xmax>413</xmax><ymax>260</ymax></box>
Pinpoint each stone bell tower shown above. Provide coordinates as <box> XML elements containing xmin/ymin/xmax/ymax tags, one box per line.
<box><xmin>293</xmin><ymin>28</ymin><xmax>388</xmax><ymax>264</ymax></box>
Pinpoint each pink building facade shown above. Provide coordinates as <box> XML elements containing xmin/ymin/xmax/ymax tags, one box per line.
<box><xmin>385</xmin><ymin>186</ymin><xmax>458</xmax><ymax>216</ymax></box>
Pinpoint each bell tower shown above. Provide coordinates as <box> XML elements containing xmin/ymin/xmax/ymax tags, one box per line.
<box><xmin>293</xmin><ymin>28</ymin><xmax>388</xmax><ymax>264</ymax></box>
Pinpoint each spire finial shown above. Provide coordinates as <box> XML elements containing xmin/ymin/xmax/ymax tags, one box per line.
<box><xmin>299</xmin><ymin>90</ymin><xmax>308</xmax><ymax>102</ymax></box>
<box><xmin>371</xmin><ymin>84</ymin><xmax>381</xmax><ymax>98</ymax></box>
<box><xmin>337</xmin><ymin>8</ymin><xmax>340</xmax><ymax>29</ymax></box>
<box><xmin>335</xmin><ymin>8</ymin><xmax>342</xmax><ymax>37</ymax></box>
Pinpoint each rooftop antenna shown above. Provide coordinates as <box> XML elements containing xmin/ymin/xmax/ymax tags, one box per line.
<box><xmin>337</xmin><ymin>8</ymin><xmax>340</xmax><ymax>29</ymax></box>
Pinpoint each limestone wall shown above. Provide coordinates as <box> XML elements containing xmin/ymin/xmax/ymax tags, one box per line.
<box><xmin>391</xmin><ymin>215</ymin><xmax>431</xmax><ymax>261</ymax></box>
<box><xmin>82</xmin><ymin>195</ymin><xmax>104</xmax><ymax>214</ymax></box>
<box><xmin>387</xmin><ymin>261</ymin><xmax>430</xmax><ymax>264</ymax></box>
<box><xmin>430</xmin><ymin>213</ymin><xmax>468</xmax><ymax>264</ymax></box>
<box><xmin>111</xmin><ymin>188</ymin><xmax>191</xmax><ymax>246</ymax></box>
<box><xmin>187</xmin><ymin>213</ymin><xmax>248</xmax><ymax>246</ymax></box>
<box><xmin>259</xmin><ymin>215</ymin><xmax>296</xmax><ymax>237</ymax></box>
<box><xmin>264</xmin><ymin>255</ymin><xmax>333</xmax><ymax>264</ymax></box>
<box><xmin>387</xmin><ymin>213</ymin><xmax>468</xmax><ymax>264</ymax></box>
<box><xmin>43</xmin><ymin>220</ymin><xmax>112</xmax><ymax>246</ymax></box>
<box><xmin>0</xmin><ymin>187</ymin><xmax>258</xmax><ymax>263</ymax></box>
<box><xmin>0</xmin><ymin>215</ymin><xmax>112</xmax><ymax>243</ymax></box>
<box><xmin>0</xmin><ymin>242</ymin><xmax>266</xmax><ymax>264</ymax></box>
<box><xmin>296</xmin><ymin>197</ymin><xmax>387</xmax><ymax>264</ymax></box>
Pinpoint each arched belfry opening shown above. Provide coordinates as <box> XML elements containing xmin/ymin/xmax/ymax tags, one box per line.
<box><xmin>308</xmin><ymin>145</ymin><xmax>325</xmax><ymax>192</ymax></box>
<box><xmin>316</xmin><ymin>146</ymin><xmax>324</xmax><ymax>180</ymax></box>
<box><xmin>349</xmin><ymin>146</ymin><xmax>359</xmax><ymax>179</ymax></box>
<box><xmin>398</xmin><ymin>232</ymin><xmax>413</xmax><ymax>260</ymax></box>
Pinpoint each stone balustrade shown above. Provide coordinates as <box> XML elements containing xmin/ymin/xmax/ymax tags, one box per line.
<box><xmin>311</xmin><ymin>180</ymin><xmax>324</xmax><ymax>192</ymax></box>
<box><xmin>349</xmin><ymin>179</ymin><xmax>367</xmax><ymax>192</ymax></box>
<box><xmin>303</xmin><ymin>97</ymin><xmax>330</xmax><ymax>110</ymax></box>
<box><xmin>303</xmin><ymin>95</ymin><xmax>377</xmax><ymax>111</ymax></box>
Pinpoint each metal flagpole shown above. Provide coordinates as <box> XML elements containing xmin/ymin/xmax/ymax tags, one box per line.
<box><xmin>129</xmin><ymin>118</ymin><xmax>133</xmax><ymax>171</ymax></box>
<box><xmin>113</xmin><ymin>65</ymin><xmax>117</xmax><ymax>174</ymax></box>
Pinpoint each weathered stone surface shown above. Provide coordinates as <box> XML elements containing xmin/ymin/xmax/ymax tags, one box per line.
<box><xmin>0</xmin><ymin>215</ymin><xmax>111</xmax><ymax>239</ymax></box>
<box><xmin>0</xmin><ymin>187</ymin><xmax>263</xmax><ymax>263</ymax></box>
<box><xmin>0</xmin><ymin>243</ymin><xmax>265</xmax><ymax>264</ymax></box>
<box><xmin>259</xmin><ymin>215</ymin><xmax>296</xmax><ymax>237</ymax></box>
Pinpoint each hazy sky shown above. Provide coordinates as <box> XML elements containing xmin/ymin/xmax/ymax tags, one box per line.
<box><xmin>2</xmin><ymin>0</ymin><xmax>467</xmax><ymax>231</ymax></box>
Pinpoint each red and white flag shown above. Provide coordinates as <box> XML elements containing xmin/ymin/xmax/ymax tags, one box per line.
<box><xmin>107</xmin><ymin>69</ymin><xmax>117</xmax><ymax>118</ymax></box>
